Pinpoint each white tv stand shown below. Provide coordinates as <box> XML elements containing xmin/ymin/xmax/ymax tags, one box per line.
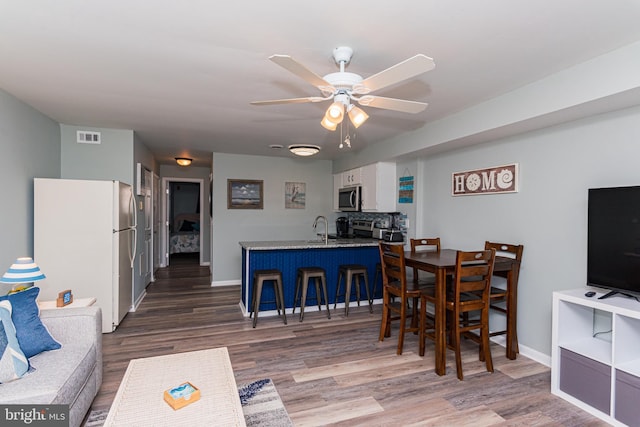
<box><xmin>552</xmin><ymin>288</ymin><xmax>640</xmax><ymax>426</ymax></box>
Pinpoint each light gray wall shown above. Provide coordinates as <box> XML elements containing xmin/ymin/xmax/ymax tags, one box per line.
<box><xmin>394</xmin><ymin>159</ymin><xmax>420</xmax><ymax>244</ymax></box>
<box><xmin>60</xmin><ymin>124</ymin><xmax>134</xmax><ymax>184</ymax></box>
<box><xmin>211</xmin><ymin>153</ymin><xmax>333</xmax><ymax>283</ymax></box>
<box><xmin>419</xmin><ymin>104</ymin><xmax>640</xmax><ymax>358</ymax></box>
<box><xmin>0</xmin><ymin>90</ymin><xmax>60</xmax><ymax>295</ymax></box>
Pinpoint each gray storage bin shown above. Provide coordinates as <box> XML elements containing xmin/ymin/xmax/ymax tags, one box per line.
<box><xmin>615</xmin><ymin>369</ymin><xmax>640</xmax><ymax>426</ymax></box>
<box><xmin>559</xmin><ymin>348</ymin><xmax>611</xmax><ymax>414</ymax></box>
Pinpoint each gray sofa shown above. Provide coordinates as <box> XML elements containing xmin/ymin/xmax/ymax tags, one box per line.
<box><xmin>1</xmin><ymin>306</ymin><xmax>102</xmax><ymax>427</ymax></box>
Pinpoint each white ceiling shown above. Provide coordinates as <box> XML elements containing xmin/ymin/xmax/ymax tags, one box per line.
<box><xmin>2</xmin><ymin>1</ymin><xmax>640</xmax><ymax>166</ymax></box>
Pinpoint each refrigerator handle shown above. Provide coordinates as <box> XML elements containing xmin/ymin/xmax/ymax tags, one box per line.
<box><xmin>129</xmin><ymin>193</ymin><xmax>138</xmax><ymax>268</ymax></box>
<box><xmin>130</xmin><ymin>227</ymin><xmax>137</xmax><ymax>268</ymax></box>
<box><xmin>130</xmin><ymin>193</ymin><xmax>138</xmax><ymax>229</ymax></box>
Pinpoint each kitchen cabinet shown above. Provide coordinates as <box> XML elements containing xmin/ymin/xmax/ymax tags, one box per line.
<box><xmin>360</xmin><ymin>162</ymin><xmax>396</xmax><ymax>212</ymax></box>
<box><xmin>552</xmin><ymin>288</ymin><xmax>640</xmax><ymax>426</ymax></box>
<box><xmin>342</xmin><ymin>168</ymin><xmax>362</xmax><ymax>187</ymax></box>
<box><xmin>333</xmin><ymin>174</ymin><xmax>341</xmax><ymax>211</ymax></box>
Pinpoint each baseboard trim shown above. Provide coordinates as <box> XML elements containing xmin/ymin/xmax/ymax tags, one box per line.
<box><xmin>130</xmin><ymin>289</ymin><xmax>147</xmax><ymax>312</ymax></box>
<box><xmin>211</xmin><ymin>279</ymin><xmax>241</xmax><ymax>287</ymax></box>
<box><xmin>489</xmin><ymin>335</ymin><xmax>551</xmax><ymax>367</ymax></box>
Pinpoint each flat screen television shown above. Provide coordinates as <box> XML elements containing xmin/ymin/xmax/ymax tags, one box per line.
<box><xmin>588</xmin><ymin>185</ymin><xmax>640</xmax><ymax>300</ymax></box>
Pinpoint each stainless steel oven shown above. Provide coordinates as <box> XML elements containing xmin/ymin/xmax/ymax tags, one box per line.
<box><xmin>338</xmin><ymin>186</ymin><xmax>361</xmax><ymax>212</ymax></box>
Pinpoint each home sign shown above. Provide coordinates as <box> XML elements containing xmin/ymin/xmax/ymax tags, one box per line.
<box><xmin>452</xmin><ymin>163</ymin><xmax>518</xmax><ymax>196</ymax></box>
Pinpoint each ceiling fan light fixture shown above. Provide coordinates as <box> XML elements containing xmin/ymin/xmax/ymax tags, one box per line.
<box><xmin>175</xmin><ymin>157</ymin><xmax>192</xmax><ymax>166</ymax></box>
<box><xmin>252</xmin><ymin>47</ymin><xmax>435</xmax><ymax>133</ymax></box>
<box><xmin>326</xmin><ymin>101</ymin><xmax>344</xmax><ymax>122</ymax></box>
<box><xmin>320</xmin><ymin>115</ymin><xmax>338</xmax><ymax>131</ymax></box>
<box><xmin>348</xmin><ymin>105</ymin><xmax>369</xmax><ymax>128</ymax></box>
<box><xmin>288</xmin><ymin>144</ymin><xmax>320</xmax><ymax>157</ymax></box>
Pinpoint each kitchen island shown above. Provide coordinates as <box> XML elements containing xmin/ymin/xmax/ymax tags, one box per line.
<box><xmin>239</xmin><ymin>239</ymin><xmax>382</xmax><ymax>317</ymax></box>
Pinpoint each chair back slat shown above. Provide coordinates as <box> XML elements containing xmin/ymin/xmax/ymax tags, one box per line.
<box><xmin>410</xmin><ymin>237</ymin><xmax>441</xmax><ymax>254</ymax></box>
<box><xmin>455</xmin><ymin>249</ymin><xmax>496</xmax><ymax>296</ymax></box>
<box><xmin>484</xmin><ymin>241</ymin><xmax>523</xmax><ymax>261</ymax></box>
<box><xmin>379</xmin><ymin>242</ymin><xmax>406</xmax><ymax>291</ymax></box>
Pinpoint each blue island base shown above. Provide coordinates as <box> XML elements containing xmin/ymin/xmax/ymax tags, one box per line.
<box><xmin>241</xmin><ymin>244</ymin><xmax>382</xmax><ymax>317</ymax></box>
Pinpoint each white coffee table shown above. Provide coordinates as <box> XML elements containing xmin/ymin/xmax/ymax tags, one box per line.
<box><xmin>38</xmin><ymin>297</ymin><xmax>96</xmax><ymax>310</ymax></box>
<box><xmin>104</xmin><ymin>347</ymin><xmax>246</xmax><ymax>426</ymax></box>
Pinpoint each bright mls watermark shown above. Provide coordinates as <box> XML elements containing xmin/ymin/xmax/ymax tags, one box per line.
<box><xmin>0</xmin><ymin>405</ymin><xmax>68</xmax><ymax>426</ymax></box>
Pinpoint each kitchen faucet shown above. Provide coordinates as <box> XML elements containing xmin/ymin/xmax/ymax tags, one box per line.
<box><xmin>313</xmin><ymin>215</ymin><xmax>328</xmax><ymax>244</ymax></box>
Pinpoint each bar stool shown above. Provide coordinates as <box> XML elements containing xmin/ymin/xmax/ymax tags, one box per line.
<box><xmin>372</xmin><ymin>262</ymin><xmax>383</xmax><ymax>299</ymax></box>
<box><xmin>372</xmin><ymin>261</ymin><xmax>397</xmax><ymax>303</ymax></box>
<box><xmin>334</xmin><ymin>264</ymin><xmax>373</xmax><ymax>316</ymax></box>
<box><xmin>249</xmin><ymin>269</ymin><xmax>287</xmax><ymax>328</ymax></box>
<box><xmin>293</xmin><ymin>267</ymin><xmax>331</xmax><ymax>322</ymax></box>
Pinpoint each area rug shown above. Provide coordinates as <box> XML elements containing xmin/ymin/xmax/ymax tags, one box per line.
<box><xmin>83</xmin><ymin>378</ymin><xmax>292</xmax><ymax>426</ymax></box>
<box><xmin>237</xmin><ymin>378</ymin><xmax>293</xmax><ymax>426</ymax></box>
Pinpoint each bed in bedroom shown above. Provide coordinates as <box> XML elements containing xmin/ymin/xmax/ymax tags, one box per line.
<box><xmin>170</xmin><ymin>213</ymin><xmax>201</xmax><ymax>254</ymax></box>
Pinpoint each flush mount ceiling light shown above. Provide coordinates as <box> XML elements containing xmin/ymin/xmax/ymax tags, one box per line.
<box><xmin>288</xmin><ymin>144</ymin><xmax>320</xmax><ymax>157</ymax></box>
<box><xmin>175</xmin><ymin>157</ymin><xmax>192</xmax><ymax>166</ymax></box>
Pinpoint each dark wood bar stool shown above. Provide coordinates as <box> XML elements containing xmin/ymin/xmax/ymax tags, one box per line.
<box><xmin>372</xmin><ymin>262</ymin><xmax>382</xmax><ymax>299</ymax></box>
<box><xmin>249</xmin><ymin>269</ymin><xmax>287</xmax><ymax>328</ymax></box>
<box><xmin>334</xmin><ymin>264</ymin><xmax>372</xmax><ymax>316</ymax></box>
<box><xmin>293</xmin><ymin>267</ymin><xmax>331</xmax><ymax>322</ymax></box>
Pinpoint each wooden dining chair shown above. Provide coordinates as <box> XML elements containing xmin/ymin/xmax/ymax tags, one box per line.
<box><xmin>484</xmin><ymin>241</ymin><xmax>524</xmax><ymax>354</ymax></box>
<box><xmin>409</xmin><ymin>238</ymin><xmax>441</xmax><ymax>285</ymax></box>
<box><xmin>378</xmin><ymin>242</ymin><xmax>433</xmax><ymax>355</ymax></box>
<box><xmin>420</xmin><ymin>248</ymin><xmax>496</xmax><ymax>380</ymax></box>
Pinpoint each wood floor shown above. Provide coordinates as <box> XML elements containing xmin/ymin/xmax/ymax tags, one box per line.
<box><xmin>90</xmin><ymin>253</ymin><xmax>607</xmax><ymax>426</ymax></box>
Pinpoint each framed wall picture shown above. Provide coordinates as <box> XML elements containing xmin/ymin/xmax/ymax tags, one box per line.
<box><xmin>285</xmin><ymin>182</ymin><xmax>305</xmax><ymax>209</ymax></box>
<box><xmin>227</xmin><ymin>179</ymin><xmax>263</xmax><ymax>209</ymax></box>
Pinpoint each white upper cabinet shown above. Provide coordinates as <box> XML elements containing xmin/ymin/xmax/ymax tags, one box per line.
<box><xmin>333</xmin><ymin>173</ymin><xmax>341</xmax><ymax>211</ymax></box>
<box><xmin>360</xmin><ymin>162</ymin><xmax>396</xmax><ymax>212</ymax></box>
<box><xmin>342</xmin><ymin>168</ymin><xmax>362</xmax><ymax>187</ymax></box>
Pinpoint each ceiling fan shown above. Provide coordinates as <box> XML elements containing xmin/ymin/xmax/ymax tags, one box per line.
<box><xmin>251</xmin><ymin>46</ymin><xmax>435</xmax><ymax>131</ymax></box>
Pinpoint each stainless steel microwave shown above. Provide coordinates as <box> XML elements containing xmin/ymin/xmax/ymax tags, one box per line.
<box><xmin>338</xmin><ymin>186</ymin><xmax>361</xmax><ymax>212</ymax></box>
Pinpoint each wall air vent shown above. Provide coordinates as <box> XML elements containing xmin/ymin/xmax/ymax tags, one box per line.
<box><xmin>77</xmin><ymin>130</ymin><xmax>101</xmax><ymax>144</ymax></box>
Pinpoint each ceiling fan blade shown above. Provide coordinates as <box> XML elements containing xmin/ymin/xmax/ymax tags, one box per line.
<box><xmin>269</xmin><ymin>54</ymin><xmax>335</xmax><ymax>93</ymax></box>
<box><xmin>357</xmin><ymin>96</ymin><xmax>428</xmax><ymax>114</ymax></box>
<box><xmin>355</xmin><ymin>54</ymin><xmax>435</xmax><ymax>94</ymax></box>
<box><xmin>250</xmin><ymin>96</ymin><xmax>328</xmax><ymax>106</ymax></box>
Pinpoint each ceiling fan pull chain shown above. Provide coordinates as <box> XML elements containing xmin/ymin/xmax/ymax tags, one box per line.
<box><xmin>345</xmin><ymin>118</ymin><xmax>351</xmax><ymax>148</ymax></box>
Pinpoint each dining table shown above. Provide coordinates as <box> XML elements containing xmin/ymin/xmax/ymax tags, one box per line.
<box><xmin>404</xmin><ymin>248</ymin><xmax>522</xmax><ymax>376</ymax></box>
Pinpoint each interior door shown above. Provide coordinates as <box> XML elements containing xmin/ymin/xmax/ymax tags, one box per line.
<box><xmin>141</xmin><ymin>168</ymin><xmax>153</xmax><ymax>286</ymax></box>
<box><xmin>162</xmin><ymin>178</ymin><xmax>204</xmax><ymax>267</ymax></box>
<box><xmin>152</xmin><ymin>172</ymin><xmax>161</xmax><ymax>280</ymax></box>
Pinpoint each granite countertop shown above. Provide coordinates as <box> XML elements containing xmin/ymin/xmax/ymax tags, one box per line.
<box><xmin>239</xmin><ymin>239</ymin><xmax>380</xmax><ymax>250</ymax></box>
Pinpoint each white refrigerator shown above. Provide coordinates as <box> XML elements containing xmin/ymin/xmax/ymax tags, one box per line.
<box><xmin>34</xmin><ymin>178</ymin><xmax>137</xmax><ymax>333</ymax></box>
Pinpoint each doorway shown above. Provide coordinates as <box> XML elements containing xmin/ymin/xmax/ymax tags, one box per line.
<box><xmin>161</xmin><ymin>177</ymin><xmax>205</xmax><ymax>267</ymax></box>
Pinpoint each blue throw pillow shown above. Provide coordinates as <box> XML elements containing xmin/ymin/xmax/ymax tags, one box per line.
<box><xmin>0</xmin><ymin>300</ymin><xmax>29</xmax><ymax>382</ymax></box>
<box><xmin>0</xmin><ymin>287</ymin><xmax>61</xmax><ymax>358</ymax></box>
